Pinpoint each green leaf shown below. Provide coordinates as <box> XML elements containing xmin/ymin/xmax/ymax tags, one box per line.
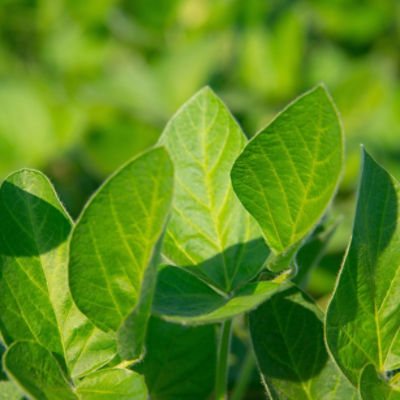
<box><xmin>231</xmin><ymin>85</ymin><xmax>343</xmax><ymax>255</ymax></box>
<box><xmin>76</xmin><ymin>368</ymin><xmax>147</xmax><ymax>400</ymax></box>
<box><xmin>158</xmin><ymin>87</ymin><xmax>269</xmax><ymax>292</ymax></box>
<box><xmin>326</xmin><ymin>150</ymin><xmax>400</xmax><ymax>385</ymax></box>
<box><xmin>0</xmin><ymin>169</ymin><xmax>115</xmax><ymax>377</ymax></box>
<box><xmin>152</xmin><ymin>265</ymin><xmax>285</xmax><ymax>324</ymax></box>
<box><xmin>4</xmin><ymin>341</ymin><xmax>77</xmax><ymax>400</ymax></box>
<box><xmin>250</xmin><ymin>286</ymin><xmax>357</xmax><ymax>399</ymax></box>
<box><xmin>0</xmin><ymin>381</ymin><xmax>24</xmax><ymax>400</ymax></box>
<box><xmin>359</xmin><ymin>364</ymin><xmax>400</xmax><ymax>400</ymax></box>
<box><xmin>69</xmin><ymin>147</ymin><xmax>173</xmax><ymax>332</ymax></box>
<box><xmin>132</xmin><ymin>316</ymin><xmax>216</xmax><ymax>400</ymax></box>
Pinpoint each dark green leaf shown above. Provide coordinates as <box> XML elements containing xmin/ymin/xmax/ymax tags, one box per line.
<box><xmin>250</xmin><ymin>286</ymin><xmax>357</xmax><ymax>399</ymax></box>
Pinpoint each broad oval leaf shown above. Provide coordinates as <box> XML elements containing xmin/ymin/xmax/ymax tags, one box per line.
<box><xmin>231</xmin><ymin>85</ymin><xmax>343</xmax><ymax>255</ymax></box>
<box><xmin>76</xmin><ymin>368</ymin><xmax>147</xmax><ymax>400</ymax></box>
<box><xmin>4</xmin><ymin>341</ymin><xmax>77</xmax><ymax>400</ymax></box>
<box><xmin>326</xmin><ymin>150</ymin><xmax>400</xmax><ymax>385</ymax></box>
<box><xmin>69</xmin><ymin>147</ymin><xmax>173</xmax><ymax>332</ymax></box>
<box><xmin>132</xmin><ymin>316</ymin><xmax>216</xmax><ymax>400</ymax></box>
<box><xmin>158</xmin><ymin>87</ymin><xmax>269</xmax><ymax>292</ymax></box>
<box><xmin>250</xmin><ymin>286</ymin><xmax>357</xmax><ymax>400</ymax></box>
<box><xmin>360</xmin><ymin>364</ymin><xmax>400</xmax><ymax>400</ymax></box>
<box><xmin>0</xmin><ymin>169</ymin><xmax>115</xmax><ymax>376</ymax></box>
<box><xmin>152</xmin><ymin>265</ymin><xmax>285</xmax><ymax>324</ymax></box>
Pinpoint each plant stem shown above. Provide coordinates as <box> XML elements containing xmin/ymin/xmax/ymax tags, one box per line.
<box><xmin>215</xmin><ymin>319</ymin><xmax>233</xmax><ymax>400</ymax></box>
<box><xmin>231</xmin><ymin>347</ymin><xmax>255</xmax><ymax>400</ymax></box>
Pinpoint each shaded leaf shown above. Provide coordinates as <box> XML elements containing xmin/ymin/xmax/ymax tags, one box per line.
<box><xmin>359</xmin><ymin>364</ymin><xmax>400</xmax><ymax>400</ymax></box>
<box><xmin>250</xmin><ymin>286</ymin><xmax>357</xmax><ymax>399</ymax></box>
<box><xmin>69</xmin><ymin>147</ymin><xmax>173</xmax><ymax>332</ymax></box>
<box><xmin>153</xmin><ymin>265</ymin><xmax>285</xmax><ymax>324</ymax></box>
<box><xmin>158</xmin><ymin>87</ymin><xmax>269</xmax><ymax>292</ymax></box>
<box><xmin>231</xmin><ymin>85</ymin><xmax>343</xmax><ymax>256</ymax></box>
<box><xmin>326</xmin><ymin>150</ymin><xmax>400</xmax><ymax>385</ymax></box>
<box><xmin>133</xmin><ymin>316</ymin><xmax>216</xmax><ymax>400</ymax></box>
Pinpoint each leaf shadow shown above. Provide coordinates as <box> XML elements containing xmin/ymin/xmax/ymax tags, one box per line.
<box><xmin>0</xmin><ymin>181</ymin><xmax>71</xmax><ymax>256</ymax></box>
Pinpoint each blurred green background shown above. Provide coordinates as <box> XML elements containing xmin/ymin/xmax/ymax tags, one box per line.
<box><xmin>1</xmin><ymin>0</ymin><xmax>400</xmax><ymax>398</ymax></box>
<box><xmin>1</xmin><ymin>0</ymin><xmax>400</xmax><ymax>311</ymax></box>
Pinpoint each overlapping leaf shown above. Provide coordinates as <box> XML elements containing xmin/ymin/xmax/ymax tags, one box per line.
<box><xmin>359</xmin><ymin>365</ymin><xmax>400</xmax><ymax>400</ymax></box>
<box><xmin>231</xmin><ymin>85</ymin><xmax>343</xmax><ymax>258</ymax></box>
<box><xmin>69</xmin><ymin>147</ymin><xmax>173</xmax><ymax>335</ymax></box>
<box><xmin>153</xmin><ymin>265</ymin><xmax>286</xmax><ymax>324</ymax></box>
<box><xmin>158</xmin><ymin>87</ymin><xmax>269</xmax><ymax>293</ymax></box>
<box><xmin>250</xmin><ymin>286</ymin><xmax>357</xmax><ymax>399</ymax></box>
<box><xmin>326</xmin><ymin>150</ymin><xmax>400</xmax><ymax>387</ymax></box>
<box><xmin>0</xmin><ymin>169</ymin><xmax>115</xmax><ymax>380</ymax></box>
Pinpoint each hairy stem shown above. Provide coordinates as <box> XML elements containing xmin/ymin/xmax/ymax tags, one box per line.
<box><xmin>215</xmin><ymin>319</ymin><xmax>233</xmax><ymax>400</ymax></box>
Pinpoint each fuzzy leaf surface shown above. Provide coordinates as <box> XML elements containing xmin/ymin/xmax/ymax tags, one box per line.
<box><xmin>158</xmin><ymin>87</ymin><xmax>269</xmax><ymax>292</ymax></box>
<box><xmin>250</xmin><ymin>286</ymin><xmax>357</xmax><ymax>400</ymax></box>
<box><xmin>326</xmin><ymin>151</ymin><xmax>400</xmax><ymax>385</ymax></box>
<box><xmin>69</xmin><ymin>147</ymin><xmax>173</xmax><ymax>332</ymax></box>
<box><xmin>231</xmin><ymin>85</ymin><xmax>342</xmax><ymax>255</ymax></box>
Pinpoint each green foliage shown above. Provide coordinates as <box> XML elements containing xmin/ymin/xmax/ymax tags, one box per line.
<box><xmin>0</xmin><ymin>85</ymin><xmax>399</xmax><ymax>399</ymax></box>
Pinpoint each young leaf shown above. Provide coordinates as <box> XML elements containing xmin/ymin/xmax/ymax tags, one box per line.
<box><xmin>153</xmin><ymin>265</ymin><xmax>286</xmax><ymax>324</ymax></box>
<box><xmin>69</xmin><ymin>147</ymin><xmax>173</xmax><ymax>332</ymax></box>
<box><xmin>0</xmin><ymin>169</ymin><xmax>115</xmax><ymax>376</ymax></box>
<box><xmin>132</xmin><ymin>316</ymin><xmax>216</xmax><ymax>400</ymax></box>
<box><xmin>231</xmin><ymin>85</ymin><xmax>343</xmax><ymax>256</ymax></box>
<box><xmin>75</xmin><ymin>368</ymin><xmax>147</xmax><ymax>400</ymax></box>
<box><xmin>158</xmin><ymin>87</ymin><xmax>269</xmax><ymax>292</ymax></box>
<box><xmin>326</xmin><ymin>150</ymin><xmax>400</xmax><ymax>385</ymax></box>
<box><xmin>4</xmin><ymin>341</ymin><xmax>77</xmax><ymax>400</ymax></box>
<box><xmin>250</xmin><ymin>286</ymin><xmax>357</xmax><ymax>399</ymax></box>
<box><xmin>359</xmin><ymin>364</ymin><xmax>400</xmax><ymax>400</ymax></box>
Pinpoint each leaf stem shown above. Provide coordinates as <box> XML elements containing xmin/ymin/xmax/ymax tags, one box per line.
<box><xmin>215</xmin><ymin>319</ymin><xmax>233</xmax><ymax>400</ymax></box>
<box><xmin>231</xmin><ymin>347</ymin><xmax>255</xmax><ymax>400</ymax></box>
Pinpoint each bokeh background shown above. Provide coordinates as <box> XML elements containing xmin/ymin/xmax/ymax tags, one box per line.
<box><xmin>1</xmin><ymin>0</ymin><xmax>400</xmax><ymax>397</ymax></box>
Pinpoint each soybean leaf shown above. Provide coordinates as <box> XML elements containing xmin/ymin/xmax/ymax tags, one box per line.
<box><xmin>359</xmin><ymin>364</ymin><xmax>400</xmax><ymax>400</ymax></box>
<box><xmin>0</xmin><ymin>169</ymin><xmax>115</xmax><ymax>377</ymax></box>
<box><xmin>132</xmin><ymin>316</ymin><xmax>216</xmax><ymax>400</ymax></box>
<box><xmin>158</xmin><ymin>87</ymin><xmax>269</xmax><ymax>293</ymax></box>
<box><xmin>69</xmin><ymin>147</ymin><xmax>173</xmax><ymax>333</ymax></box>
<box><xmin>326</xmin><ymin>150</ymin><xmax>400</xmax><ymax>385</ymax></box>
<box><xmin>76</xmin><ymin>368</ymin><xmax>147</xmax><ymax>400</ymax></box>
<box><xmin>0</xmin><ymin>381</ymin><xmax>24</xmax><ymax>400</ymax></box>
<box><xmin>250</xmin><ymin>286</ymin><xmax>357</xmax><ymax>400</ymax></box>
<box><xmin>153</xmin><ymin>265</ymin><xmax>286</xmax><ymax>324</ymax></box>
<box><xmin>4</xmin><ymin>341</ymin><xmax>77</xmax><ymax>400</ymax></box>
<box><xmin>231</xmin><ymin>85</ymin><xmax>343</xmax><ymax>257</ymax></box>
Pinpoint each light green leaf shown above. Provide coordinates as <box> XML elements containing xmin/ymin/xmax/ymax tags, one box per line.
<box><xmin>231</xmin><ymin>85</ymin><xmax>343</xmax><ymax>255</ymax></box>
<box><xmin>76</xmin><ymin>368</ymin><xmax>147</xmax><ymax>400</ymax></box>
<box><xmin>69</xmin><ymin>147</ymin><xmax>173</xmax><ymax>332</ymax></box>
<box><xmin>132</xmin><ymin>316</ymin><xmax>216</xmax><ymax>400</ymax></box>
<box><xmin>0</xmin><ymin>169</ymin><xmax>115</xmax><ymax>377</ymax></box>
<box><xmin>326</xmin><ymin>150</ymin><xmax>400</xmax><ymax>385</ymax></box>
<box><xmin>0</xmin><ymin>381</ymin><xmax>24</xmax><ymax>400</ymax></box>
<box><xmin>359</xmin><ymin>364</ymin><xmax>400</xmax><ymax>400</ymax></box>
<box><xmin>152</xmin><ymin>265</ymin><xmax>285</xmax><ymax>324</ymax></box>
<box><xmin>4</xmin><ymin>341</ymin><xmax>77</xmax><ymax>400</ymax></box>
<box><xmin>250</xmin><ymin>286</ymin><xmax>357</xmax><ymax>400</ymax></box>
<box><xmin>158</xmin><ymin>87</ymin><xmax>269</xmax><ymax>292</ymax></box>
